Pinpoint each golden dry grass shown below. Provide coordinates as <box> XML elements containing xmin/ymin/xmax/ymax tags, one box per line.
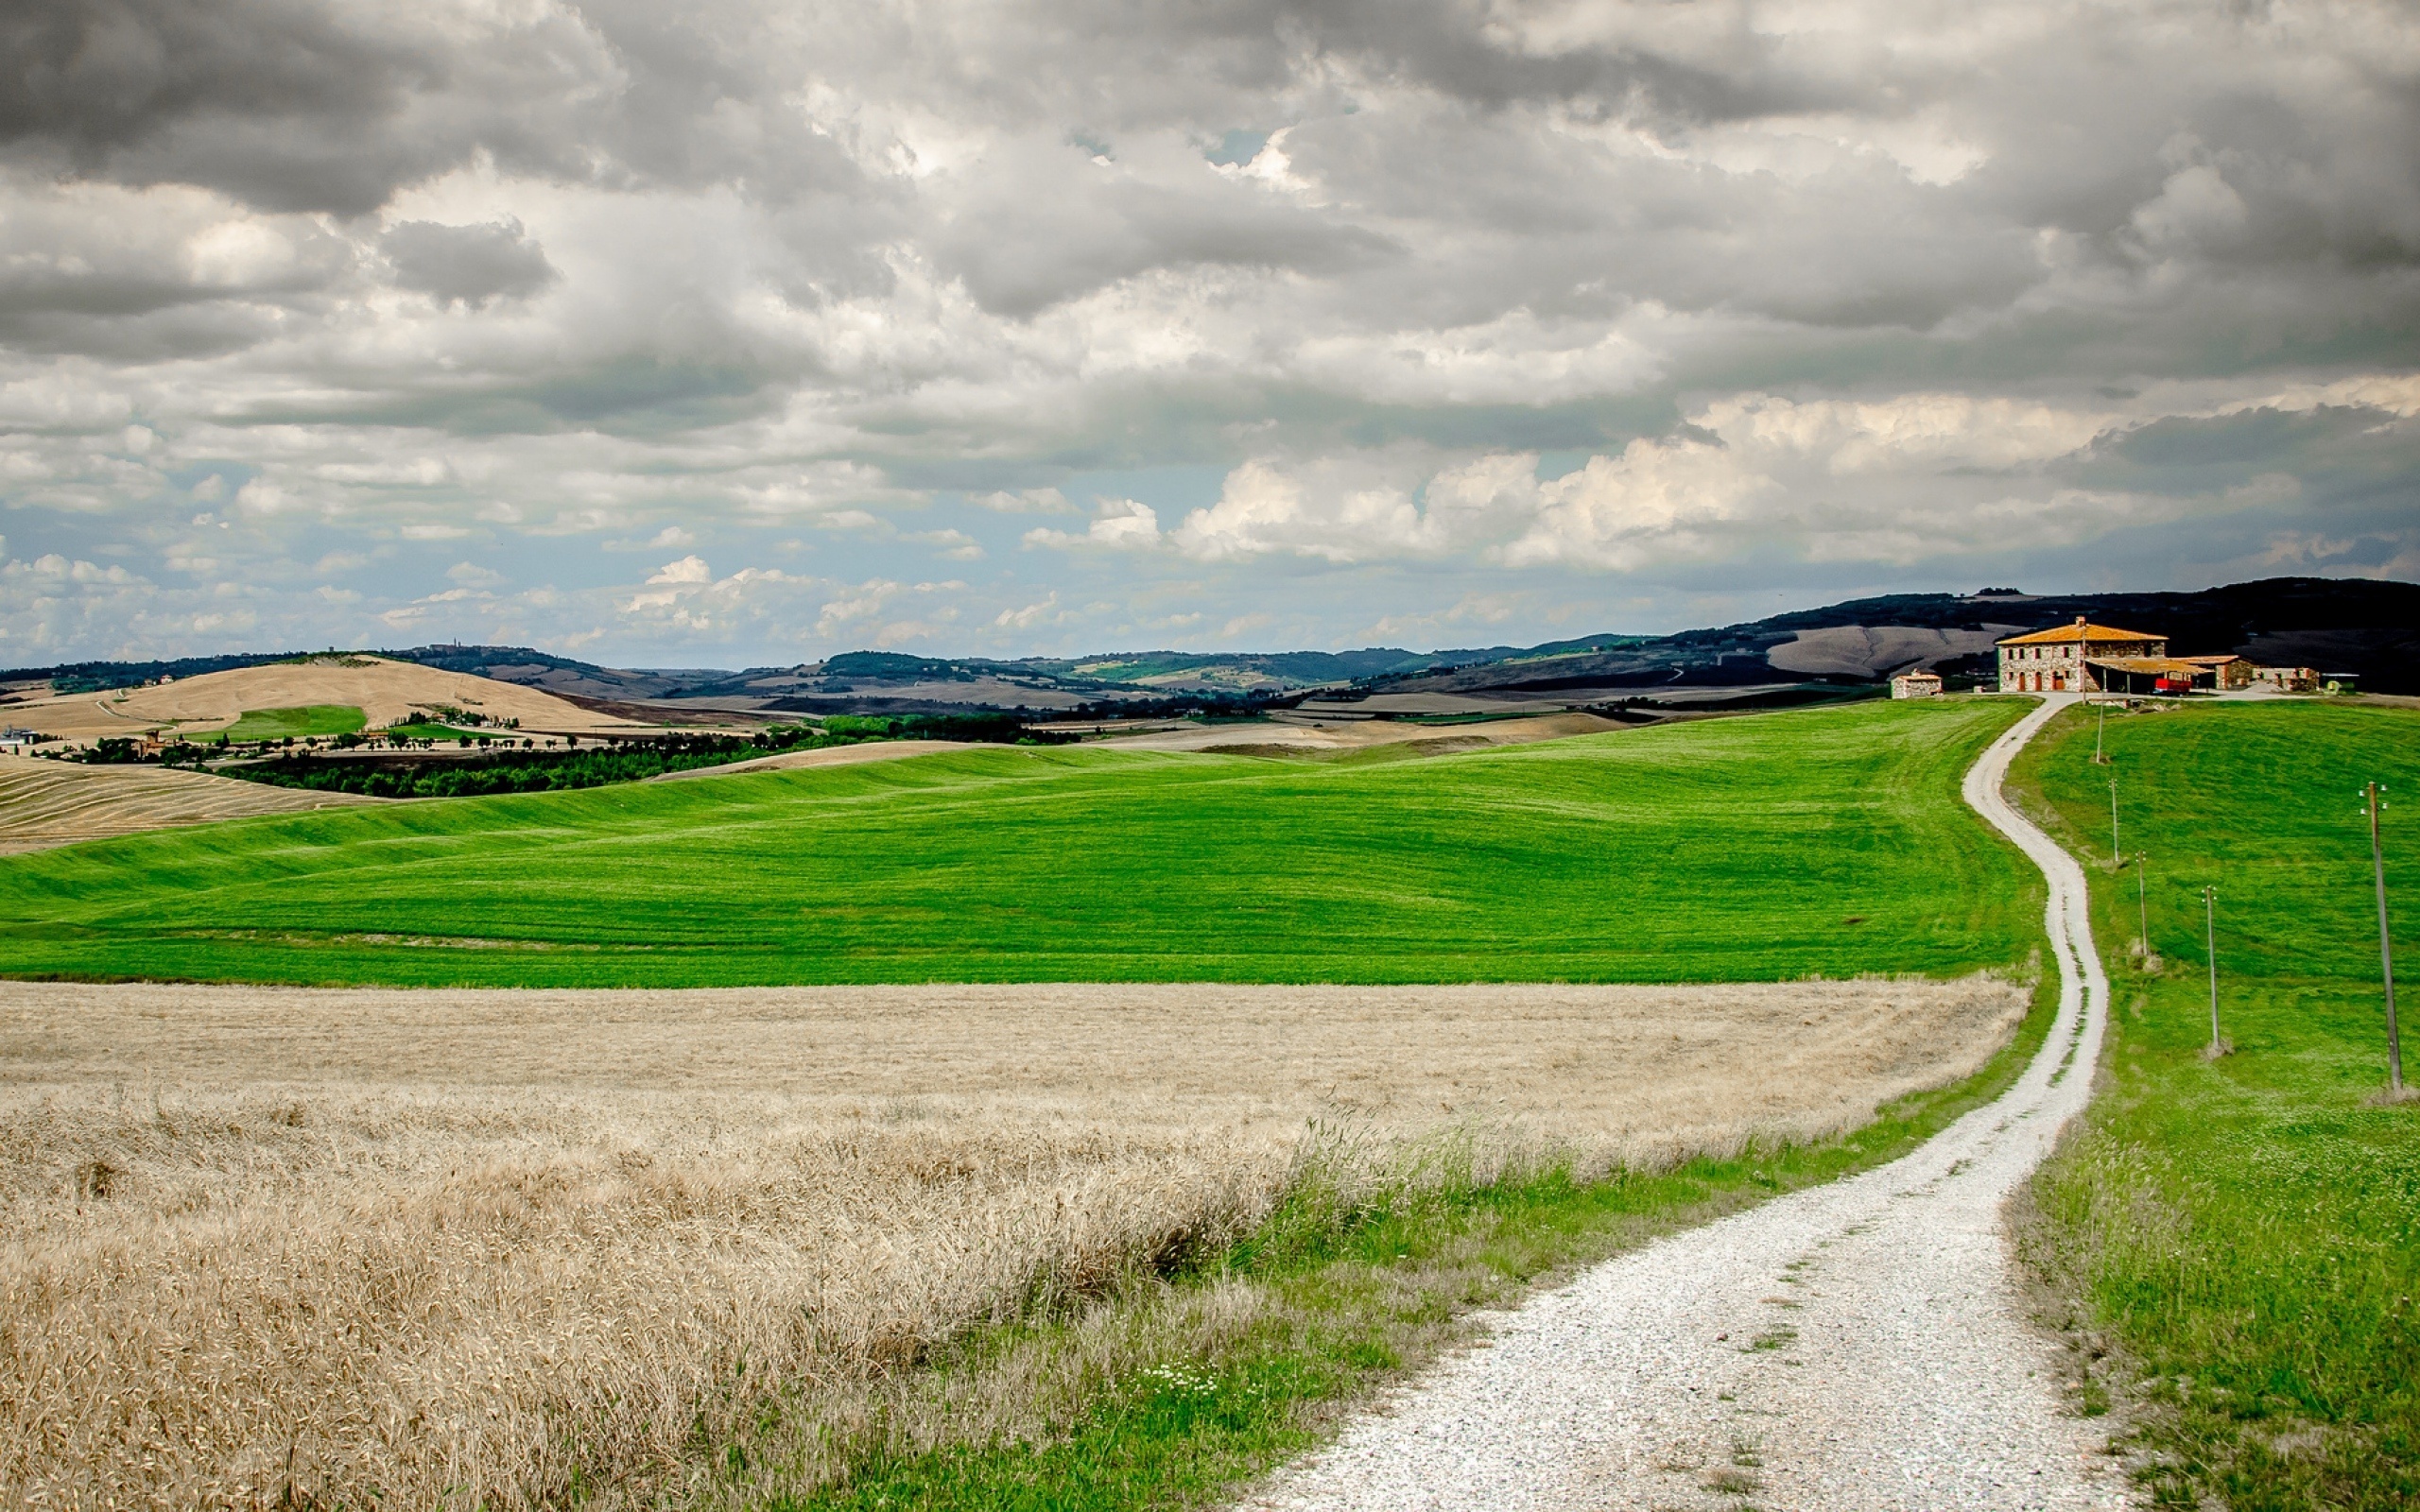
<box><xmin>0</xmin><ymin>759</ymin><xmax>383</xmax><ymax>854</ymax></box>
<box><xmin>9</xmin><ymin>656</ymin><xmax>650</xmax><ymax>742</ymax></box>
<box><xmin>0</xmin><ymin>977</ymin><xmax>2027</xmax><ymax>1509</ymax></box>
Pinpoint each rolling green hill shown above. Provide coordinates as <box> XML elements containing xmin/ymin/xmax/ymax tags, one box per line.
<box><xmin>0</xmin><ymin>699</ymin><xmax>2035</xmax><ymax>988</ymax></box>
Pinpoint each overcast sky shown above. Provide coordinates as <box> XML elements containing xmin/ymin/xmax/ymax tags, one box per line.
<box><xmin>3</xmin><ymin>0</ymin><xmax>2415</xmax><ymax>667</ymax></box>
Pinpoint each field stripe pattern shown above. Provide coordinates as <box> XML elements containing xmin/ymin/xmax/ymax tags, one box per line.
<box><xmin>0</xmin><ymin>760</ymin><xmax>380</xmax><ymax>855</ymax></box>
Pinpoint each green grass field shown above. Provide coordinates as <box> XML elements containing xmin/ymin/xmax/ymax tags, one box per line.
<box><xmin>2014</xmin><ymin>699</ymin><xmax>2419</xmax><ymax>1509</ymax></box>
<box><xmin>0</xmin><ymin>698</ymin><xmax>2035</xmax><ymax>988</ymax></box>
<box><xmin>216</xmin><ymin>704</ymin><xmax>366</xmax><ymax>742</ymax></box>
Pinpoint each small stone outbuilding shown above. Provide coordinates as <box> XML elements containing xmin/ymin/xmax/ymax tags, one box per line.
<box><xmin>2180</xmin><ymin>655</ymin><xmax>2256</xmax><ymax>690</ymax></box>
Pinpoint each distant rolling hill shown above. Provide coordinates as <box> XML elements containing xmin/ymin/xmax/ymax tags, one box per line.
<box><xmin>2</xmin><ymin>655</ymin><xmax>645</xmax><ymax>742</ymax></box>
<box><xmin>1362</xmin><ymin>576</ymin><xmax>2419</xmax><ymax>702</ymax></box>
<box><xmin>6</xmin><ymin>576</ymin><xmax>2411</xmax><ymax>720</ymax></box>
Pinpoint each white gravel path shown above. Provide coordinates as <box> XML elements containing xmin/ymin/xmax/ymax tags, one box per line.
<box><xmin>1247</xmin><ymin>695</ymin><xmax>2128</xmax><ymax>1512</ymax></box>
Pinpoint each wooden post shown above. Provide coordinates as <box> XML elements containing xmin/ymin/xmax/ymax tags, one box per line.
<box><xmin>2205</xmin><ymin>885</ymin><xmax>2221</xmax><ymax>1054</ymax></box>
<box><xmin>2135</xmin><ymin>852</ymin><xmax>2150</xmax><ymax>961</ymax></box>
<box><xmin>2109</xmin><ymin>778</ymin><xmax>2121</xmax><ymax>867</ymax></box>
<box><xmin>2369</xmin><ymin>782</ymin><xmax>2402</xmax><ymax>1095</ymax></box>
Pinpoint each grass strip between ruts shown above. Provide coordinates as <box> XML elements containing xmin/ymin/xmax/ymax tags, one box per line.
<box><xmin>685</xmin><ymin>971</ymin><xmax>2059</xmax><ymax>1511</ymax></box>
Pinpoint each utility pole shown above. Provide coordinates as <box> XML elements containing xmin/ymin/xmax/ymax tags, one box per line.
<box><xmin>2367</xmin><ymin>782</ymin><xmax>2402</xmax><ymax>1096</ymax></box>
<box><xmin>2109</xmin><ymin>778</ymin><xmax>2122</xmax><ymax>867</ymax></box>
<box><xmin>2204</xmin><ymin>885</ymin><xmax>2223</xmax><ymax>1055</ymax></box>
<box><xmin>2093</xmin><ymin>698</ymin><xmax>2110</xmax><ymax>765</ymax></box>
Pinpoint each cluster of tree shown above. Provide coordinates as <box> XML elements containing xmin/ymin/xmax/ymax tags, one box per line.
<box><xmin>820</xmin><ymin>651</ymin><xmax>980</xmax><ymax>683</ymax></box>
<box><xmin>231</xmin><ymin>747</ymin><xmax>752</xmax><ymax>798</ymax></box>
<box><xmin>818</xmin><ymin>712</ymin><xmax>1065</xmax><ymax>742</ymax></box>
<box><xmin>22</xmin><ymin>654</ymin><xmax>291</xmax><ymax>694</ymax></box>
<box><xmin>408</xmin><ymin>705</ymin><xmax>519</xmax><ymax>730</ymax></box>
<box><xmin>220</xmin><ymin>716</ymin><xmax>1067</xmax><ymax>799</ymax></box>
<box><xmin>1052</xmin><ymin>689</ymin><xmax>1300</xmax><ymax>721</ymax></box>
<box><xmin>63</xmin><ymin>738</ymin><xmax>148</xmax><ymax>764</ymax></box>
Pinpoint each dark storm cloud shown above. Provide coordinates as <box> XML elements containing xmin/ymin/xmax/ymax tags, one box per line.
<box><xmin>0</xmin><ymin>0</ymin><xmax>421</xmax><ymax>156</ymax></box>
<box><xmin>934</xmin><ymin>166</ymin><xmax>1403</xmax><ymax>318</ymax></box>
<box><xmin>1</xmin><ymin>1</ymin><xmax>2415</xmax><ymax>662</ymax></box>
<box><xmin>382</xmin><ymin>219</ymin><xmax>559</xmax><ymax>308</ymax></box>
<box><xmin>0</xmin><ymin>0</ymin><xmax>619</xmax><ymax>215</ymax></box>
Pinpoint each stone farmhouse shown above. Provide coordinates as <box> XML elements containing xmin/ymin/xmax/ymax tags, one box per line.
<box><xmin>1995</xmin><ymin>618</ymin><xmax>2322</xmax><ymax>696</ymax></box>
<box><xmin>1996</xmin><ymin>618</ymin><xmax>2167</xmax><ymax>693</ymax></box>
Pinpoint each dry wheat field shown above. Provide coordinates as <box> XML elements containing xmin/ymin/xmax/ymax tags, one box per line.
<box><xmin>0</xmin><ymin>977</ymin><xmax>2026</xmax><ymax>1509</ymax></box>
<box><xmin>0</xmin><ymin>759</ymin><xmax>381</xmax><ymax>854</ymax></box>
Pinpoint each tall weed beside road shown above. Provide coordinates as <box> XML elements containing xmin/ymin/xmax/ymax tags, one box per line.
<box><xmin>2014</xmin><ymin>700</ymin><xmax>2420</xmax><ymax>1509</ymax></box>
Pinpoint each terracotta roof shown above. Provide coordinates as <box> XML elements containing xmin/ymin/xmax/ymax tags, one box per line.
<box><xmin>2177</xmin><ymin>655</ymin><xmax>2242</xmax><ymax>665</ymax></box>
<box><xmin>1996</xmin><ymin>617</ymin><xmax>2165</xmax><ymax>646</ymax></box>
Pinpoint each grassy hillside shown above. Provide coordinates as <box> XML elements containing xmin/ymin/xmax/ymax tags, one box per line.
<box><xmin>0</xmin><ymin>699</ymin><xmax>2035</xmax><ymax>988</ymax></box>
<box><xmin>2013</xmin><ymin>700</ymin><xmax>2419</xmax><ymax>1509</ymax></box>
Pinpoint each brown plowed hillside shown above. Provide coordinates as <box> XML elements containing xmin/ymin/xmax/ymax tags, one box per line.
<box><xmin>0</xmin><ymin>760</ymin><xmax>382</xmax><ymax>854</ymax></box>
<box><xmin>9</xmin><ymin>656</ymin><xmax>656</xmax><ymax>741</ymax></box>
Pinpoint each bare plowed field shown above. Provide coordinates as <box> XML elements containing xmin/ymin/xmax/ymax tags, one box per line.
<box><xmin>0</xmin><ymin>760</ymin><xmax>381</xmax><ymax>854</ymax></box>
<box><xmin>1</xmin><ymin>976</ymin><xmax>2025</xmax><ymax>1509</ymax></box>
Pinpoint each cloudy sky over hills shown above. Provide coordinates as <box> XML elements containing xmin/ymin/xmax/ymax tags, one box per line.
<box><xmin>2</xmin><ymin>0</ymin><xmax>2415</xmax><ymax>664</ymax></box>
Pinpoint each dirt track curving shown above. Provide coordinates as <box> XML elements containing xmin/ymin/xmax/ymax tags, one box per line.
<box><xmin>0</xmin><ymin>760</ymin><xmax>383</xmax><ymax>854</ymax></box>
<box><xmin>1249</xmin><ymin>694</ymin><xmax>2126</xmax><ymax>1512</ymax></box>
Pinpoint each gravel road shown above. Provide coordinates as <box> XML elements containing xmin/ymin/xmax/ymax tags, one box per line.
<box><xmin>1248</xmin><ymin>695</ymin><xmax>2128</xmax><ymax>1511</ymax></box>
